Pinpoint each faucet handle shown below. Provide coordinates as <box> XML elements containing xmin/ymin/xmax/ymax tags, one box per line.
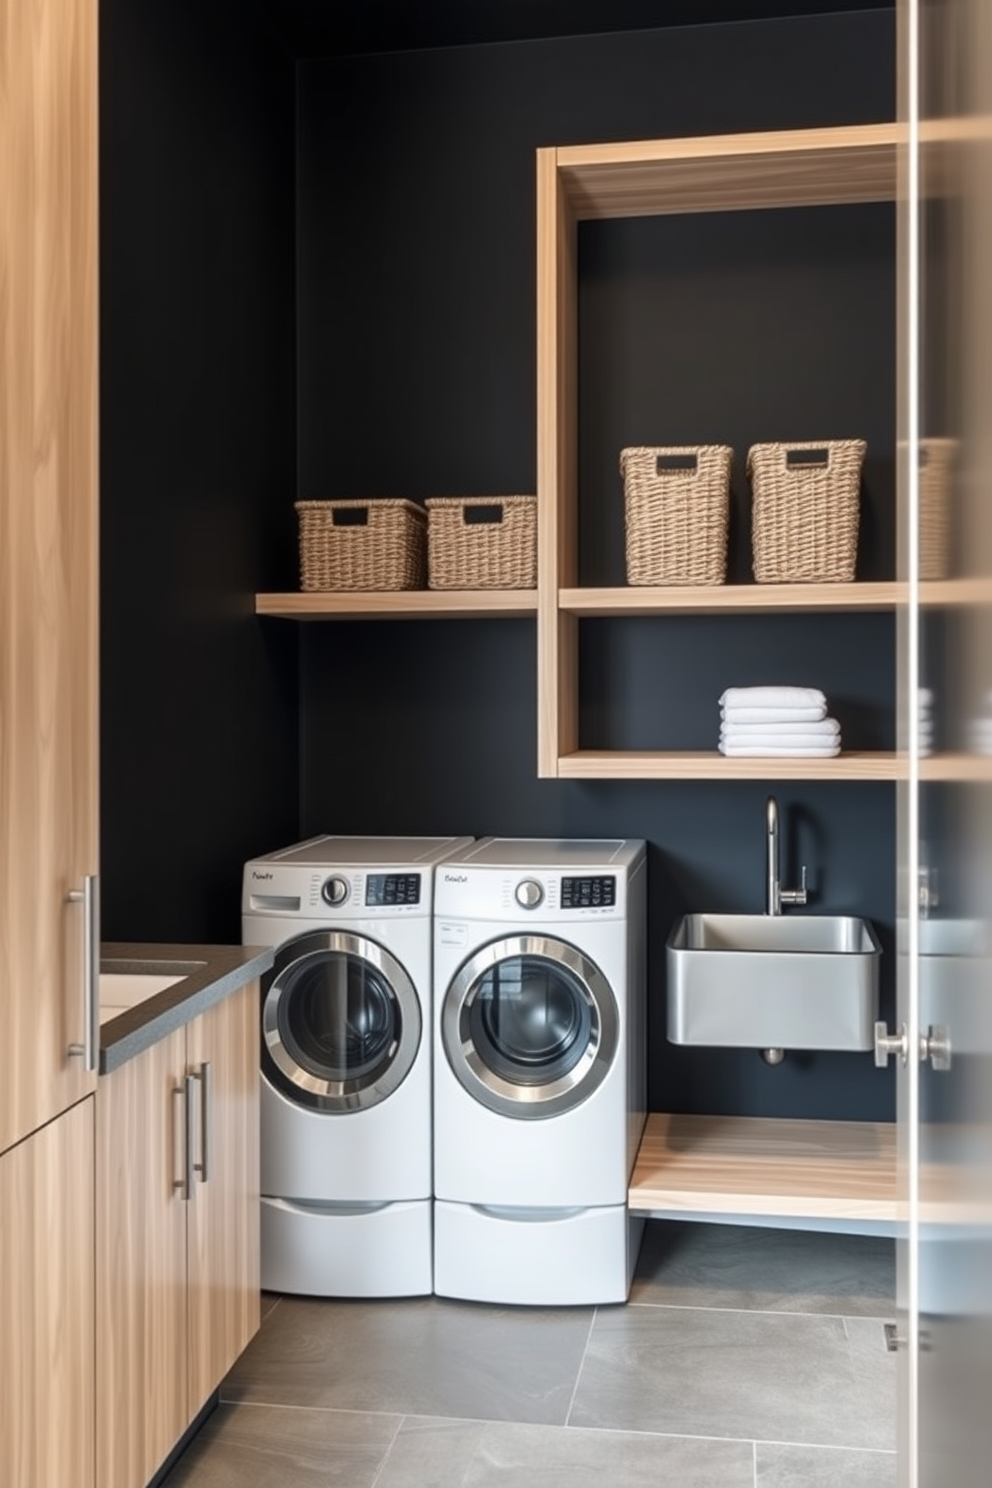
<box><xmin>780</xmin><ymin>865</ymin><xmax>809</xmax><ymax>908</ymax></box>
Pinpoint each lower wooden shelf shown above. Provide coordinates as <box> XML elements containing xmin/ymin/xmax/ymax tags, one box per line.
<box><xmin>629</xmin><ymin>1112</ymin><xmax>897</xmax><ymax>1225</ymax></box>
<box><xmin>558</xmin><ymin>750</ymin><xmax>905</xmax><ymax>781</ymax></box>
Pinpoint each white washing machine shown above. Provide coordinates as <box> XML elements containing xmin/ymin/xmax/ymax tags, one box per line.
<box><xmin>242</xmin><ymin>833</ymin><xmax>472</xmax><ymax>1297</ymax></box>
<box><xmin>432</xmin><ymin>837</ymin><xmax>647</xmax><ymax>1306</ymax></box>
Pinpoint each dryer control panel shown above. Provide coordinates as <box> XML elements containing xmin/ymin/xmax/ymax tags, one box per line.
<box><xmin>435</xmin><ymin>867</ymin><xmax>629</xmax><ymax>921</ymax></box>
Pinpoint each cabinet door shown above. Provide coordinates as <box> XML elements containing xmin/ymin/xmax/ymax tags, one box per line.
<box><xmin>0</xmin><ymin>1098</ymin><xmax>95</xmax><ymax>1488</ymax></box>
<box><xmin>0</xmin><ymin>0</ymin><xmax>100</xmax><ymax>1153</ymax></box>
<box><xmin>186</xmin><ymin>983</ymin><xmax>261</xmax><ymax>1411</ymax></box>
<box><xmin>96</xmin><ymin>1029</ymin><xmax>188</xmax><ymax>1488</ymax></box>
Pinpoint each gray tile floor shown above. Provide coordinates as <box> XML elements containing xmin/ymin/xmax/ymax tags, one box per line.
<box><xmin>161</xmin><ymin>1221</ymin><xmax>898</xmax><ymax>1487</ymax></box>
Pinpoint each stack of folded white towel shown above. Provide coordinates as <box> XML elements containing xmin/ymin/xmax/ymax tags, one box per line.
<box><xmin>918</xmin><ymin>687</ymin><xmax>934</xmax><ymax>757</ymax></box>
<box><xmin>719</xmin><ymin>686</ymin><xmax>841</xmax><ymax>757</ymax></box>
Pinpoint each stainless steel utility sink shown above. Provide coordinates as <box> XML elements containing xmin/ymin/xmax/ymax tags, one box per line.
<box><xmin>667</xmin><ymin>913</ymin><xmax>881</xmax><ymax>1052</ymax></box>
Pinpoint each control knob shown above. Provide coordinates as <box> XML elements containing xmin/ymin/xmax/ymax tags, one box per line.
<box><xmin>321</xmin><ymin>876</ymin><xmax>349</xmax><ymax>907</ymax></box>
<box><xmin>515</xmin><ymin>878</ymin><xmax>543</xmax><ymax>910</ymax></box>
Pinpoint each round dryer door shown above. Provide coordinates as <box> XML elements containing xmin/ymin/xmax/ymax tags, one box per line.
<box><xmin>261</xmin><ymin>930</ymin><xmax>421</xmax><ymax>1112</ymax></box>
<box><xmin>441</xmin><ymin>935</ymin><xmax>619</xmax><ymax>1120</ymax></box>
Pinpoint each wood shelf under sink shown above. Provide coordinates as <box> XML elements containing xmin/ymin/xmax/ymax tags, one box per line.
<box><xmin>629</xmin><ymin>1113</ymin><xmax>897</xmax><ymax>1226</ymax></box>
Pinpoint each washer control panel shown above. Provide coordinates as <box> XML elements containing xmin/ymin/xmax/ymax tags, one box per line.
<box><xmin>560</xmin><ymin>875</ymin><xmax>616</xmax><ymax>910</ymax></box>
<box><xmin>365</xmin><ymin>873</ymin><xmax>421</xmax><ymax>907</ymax></box>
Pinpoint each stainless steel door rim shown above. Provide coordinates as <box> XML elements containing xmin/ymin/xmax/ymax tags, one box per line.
<box><xmin>441</xmin><ymin>934</ymin><xmax>619</xmax><ymax>1120</ymax></box>
<box><xmin>262</xmin><ymin>929</ymin><xmax>421</xmax><ymax>1112</ymax></box>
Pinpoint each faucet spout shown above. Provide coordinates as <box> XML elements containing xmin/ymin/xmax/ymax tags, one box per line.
<box><xmin>765</xmin><ymin>794</ymin><xmax>808</xmax><ymax>916</ymax></box>
<box><xmin>766</xmin><ymin>796</ymin><xmax>780</xmax><ymax>915</ymax></box>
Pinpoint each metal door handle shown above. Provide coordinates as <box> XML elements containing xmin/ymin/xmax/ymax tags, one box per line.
<box><xmin>172</xmin><ymin>1084</ymin><xmax>191</xmax><ymax>1201</ymax></box>
<box><xmin>66</xmin><ymin>873</ymin><xmax>100</xmax><ymax>1072</ymax></box>
<box><xmin>192</xmin><ymin>1061</ymin><xmax>212</xmax><ymax>1183</ymax></box>
<box><xmin>875</xmin><ymin>1020</ymin><xmax>951</xmax><ymax>1071</ymax></box>
<box><xmin>922</xmin><ymin>1024</ymin><xmax>952</xmax><ymax>1071</ymax></box>
<box><xmin>182</xmin><ymin>1073</ymin><xmax>197</xmax><ymax>1200</ymax></box>
<box><xmin>874</xmin><ymin>1020</ymin><xmax>909</xmax><ymax>1068</ymax></box>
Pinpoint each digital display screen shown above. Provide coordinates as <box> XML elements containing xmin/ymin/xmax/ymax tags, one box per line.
<box><xmin>560</xmin><ymin>876</ymin><xmax>616</xmax><ymax>909</ymax></box>
<box><xmin>365</xmin><ymin>873</ymin><xmax>421</xmax><ymax>907</ymax></box>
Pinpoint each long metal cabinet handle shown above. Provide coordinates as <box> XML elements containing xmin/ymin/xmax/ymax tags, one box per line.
<box><xmin>66</xmin><ymin>872</ymin><xmax>100</xmax><ymax>1072</ymax></box>
<box><xmin>182</xmin><ymin>1073</ymin><xmax>196</xmax><ymax>1200</ymax></box>
<box><xmin>172</xmin><ymin>1084</ymin><xmax>190</xmax><ymax>1201</ymax></box>
<box><xmin>193</xmin><ymin>1061</ymin><xmax>212</xmax><ymax>1183</ymax></box>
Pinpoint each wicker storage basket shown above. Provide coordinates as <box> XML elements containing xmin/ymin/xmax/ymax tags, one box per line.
<box><xmin>747</xmin><ymin>439</ymin><xmax>866</xmax><ymax>583</ymax></box>
<box><xmin>295</xmin><ymin>499</ymin><xmax>427</xmax><ymax>591</ymax></box>
<box><xmin>919</xmin><ymin>437</ymin><xmax>956</xmax><ymax>581</ymax></box>
<box><xmin>426</xmin><ymin>495</ymin><xmax>536</xmax><ymax>589</ymax></box>
<box><xmin>620</xmin><ymin>445</ymin><xmax>732</xmax><ymax>586</ymax></box>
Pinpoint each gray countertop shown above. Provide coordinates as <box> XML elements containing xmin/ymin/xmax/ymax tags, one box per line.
<box><xmin>99</xmin><ymin>941</ymin><xmax>273</xmax><ymax>1073</ymax></box>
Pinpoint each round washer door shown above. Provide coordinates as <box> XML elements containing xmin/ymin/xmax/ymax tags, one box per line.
<box><xmin>441</xmin><ymin>934</ymin><xmax>619</xmax><ymax>1120</ymax></box>
<box><xmin>261</xmin><ymin>929</ymin><xmax>421</xmax><ymax>1113</ymax></box>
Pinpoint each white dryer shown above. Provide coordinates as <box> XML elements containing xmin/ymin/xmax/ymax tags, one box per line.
<box><xmin>432</xmin><ymin>837</ymin><xmax>647</xmax><ymax>1306</ymax></box>
<box><xmin>242</xmin><ymin>834</ymin><xmax>472</xmax><ymax>1297</ymax></box>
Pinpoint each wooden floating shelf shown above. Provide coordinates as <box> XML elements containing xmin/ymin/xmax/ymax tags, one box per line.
<box><xmin>254</xmin><ymin>578</ymin><xmax>990</xmax><ymax>623</ymax></box>
<box><xmin>556</xmin><ymin>122</ymin><xmax>901</xmax><ymax>220</ymax></box>
<box><xmin>255</xmin><ymin>590</ymin><xmax>537</xmax><ymax>620</ymax></box>
<box><xmin>560</xmin><ymin>582</ymin><xmax>902</xmax><ymax>616</ymax></box>
<box><xmin>919</xmin><ymin>752</ymin><xmax>992</xmax><ymax>783</ymax></box>
<box><xmin>919</xmin><ymin>576</ymin><xmax>992</xmax><ymax>608</ymax></box>
<box><xmin>629</xmin><ymin>1113</ymin><xmax>897</xmax><ymax>1225</ymax></box>
<box><xmin>556</xmin><ymin>750</ymin><xmax>905</xmax><ymax>781</ymax></box>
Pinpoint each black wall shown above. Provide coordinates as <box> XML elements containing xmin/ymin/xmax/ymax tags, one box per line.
<box><xmin>98</xmin><ymin>5</ymin><xmax>899</xmax><ymax>1121</ymax></box>
<box><xmin>296</xmin><ymin>10</ymin><xmax>898</xmax><ymax>1120</ymax></box>
<box><xmin>99</xmin><ymin>0</ymin><xmax>300</xmax><ymax>943</ymax></box>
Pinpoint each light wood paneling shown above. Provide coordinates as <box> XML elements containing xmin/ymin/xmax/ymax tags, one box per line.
<box><xmin>96</xmin><ymin>1030</ymin><xmax>188</xmax><ymax>1488</ymax></box>
<box><xmin>557</xmin><ymin>750</ymin><xmax>906</xmax><ymax>781</ymax></box>
<box><xmin>255</xmin><ymin>590</ymin><xmax>536</xmax><ymax>618</ymax></box>
<box><xmin>0</xmin><ymin>0</ymin><xmax>99</xmax><ymax>1152</ymax></box>
<box><xmin>0</xmin><ymin>1099</ymin><xmax>95</xmax><ymax>1488</ymax></box>
<box><xmin>556</xmin><ymin>123</ymin><xmax>900</xmax><ymax>219</ymax></box>
<box><xmin>629</xmin><ymin>1112</ymin><xmax>897</xmax><ymax>1222</ymax></box>
<box><xmin>186</xmin><ymin>983</ymin><xmax>260</xmax><ymax>1414</ymax></box>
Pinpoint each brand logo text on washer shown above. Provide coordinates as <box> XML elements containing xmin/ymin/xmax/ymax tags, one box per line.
<box><xmin>252</xmin><ymin>870</ymin><xmax>274</xmax><ymax>880</ymax></box>
<box><xmin>444</xmin><ymin>873</ymin><xmax>468</xmax><ymax>883</ymax></box>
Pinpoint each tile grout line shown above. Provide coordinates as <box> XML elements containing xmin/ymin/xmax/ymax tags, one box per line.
<box><xmin>368</xmin><ymin>1412</ymin><xmax>408</xmax><ymax>1488</ymax></box>
<box><xmin>754</xmin><ymin>1438</ymin><xmax>897</xmax><ymax>1455</ymax></box>
<box><xmin>260</xmin><ymin>1294</ymin><xmax>283</xmax><ymax>1324</ymax></box>
<box><xmin>627</xmin><ymin>1299</ymin><xmax>896</xmax><ymax>1323</ymax></box>
<box><xmin>563</xmin><ymin>1307</ymin><xmax>598</xmax><ymax>1428</ymax></box>
<box><xmin>753</xmin><ymin>1438</ymin><xmax>758</xmax><ymax>1488</ymax></box>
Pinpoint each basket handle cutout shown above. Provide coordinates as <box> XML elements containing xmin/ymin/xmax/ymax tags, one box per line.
<box><xmin>332</xmin><ymin>506</ymin><xmax>369</xmax><ymax>526</ymax></box>
<box><xmin>463</xmin><ymin>504</ymin><xmax>504</xmax><ymax>525</ymax></box>
<box><xmin>656</xmin><ymin>453</ymin><xmax>698</xmax><ymax>474</ymax></box>
<box><xmin>786</xmin><ymin>448</ymin><xmax>830</xmax><ymax>468</ymax></box>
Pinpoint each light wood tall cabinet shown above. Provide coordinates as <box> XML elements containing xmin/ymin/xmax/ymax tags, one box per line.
<box><xmin>96</xmin><ymin>984</ymin><xmax>261</xmax><ymax>1488</ymax></box>
<box><xmin>0</xmin><ymin>0</ymin><xmax>100</xmax><ymax>1154</ymax></box>
<box><xmin>1</xmin><ymin>2</ymin><xmax>99</xmax><ymax>1485</ymax></box>
<box><xmin>0</xmin><ymin>1100</ymin><xmax>96</xmax><ymax>1488</ymax></box>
